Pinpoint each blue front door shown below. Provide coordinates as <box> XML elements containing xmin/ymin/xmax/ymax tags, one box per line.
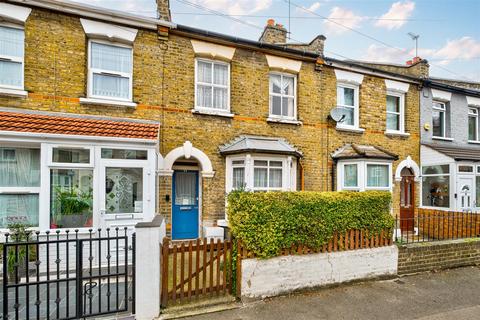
<box><xmin>172</xmin><ymin>170</ymin><xmax>199</xmax><ymax>239</ymax></box>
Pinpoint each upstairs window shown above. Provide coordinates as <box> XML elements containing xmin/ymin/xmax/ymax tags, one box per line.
<box><xmin>336</xmin><ymin>84</ymin><xmax>359</xmax><ymax>129</ymax></box>
<box><xmin>386</xmin><ymin>93</ymin><xmax>405</xmax><ymax>133</ymax></box>
<box><xmin>432</xmin><ymin>101</ymin><xmax>446</xmax><ymax>138</ymax></box>
<box><xmin>269</xmin><ymin>73</ymin><xmax>296</xmax><ymax>120</ymax></box>
<box><xmin>468</xmin><ymin>107</ymin><xmax>479</xmax><ymax>141</ymax></box>
<box><xmin>0</xmin><ymin>26</ymin><xmax>24</xmax><ymax>89</ymax></box>
<box><xmin>195</xmin><ymin>59</ymin><xmax>230</xmax><ymax>112</ymax></box>
<box><xmin>88</xmin><ymin>41</ymin><xmax>133</xmax><ymax>101</ymax></box>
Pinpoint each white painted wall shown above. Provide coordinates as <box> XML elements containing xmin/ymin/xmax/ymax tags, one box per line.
<box><xmin>241</xmin><ymin>246</ymin><xmax>398</xmax><ymax>299</ymax></box>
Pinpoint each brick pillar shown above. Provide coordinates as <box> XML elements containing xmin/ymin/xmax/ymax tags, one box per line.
<box><xmin>158</xmin><ymin>175</ymin><xmax>172</xmax><ymax>237</ymax></box>
<box><xmin>156</xmin><ymin>0</ymin><xmax>171</xmax><ymax>21</ymax></box>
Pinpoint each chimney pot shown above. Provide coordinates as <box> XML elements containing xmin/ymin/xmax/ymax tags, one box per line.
<box><xmin>406</xmin><ymin>60</ymin><xmax>413</xmax><ymax>66</ymax></box>
<box><xmin>267</xmin><ymin>19</ymin><xmax>275</xmax><ymax>26</ymax></box>
<box><xmin>260</xmin><ymin>19</ymin><xmax>287</xmax><ymax>44</ymax></box>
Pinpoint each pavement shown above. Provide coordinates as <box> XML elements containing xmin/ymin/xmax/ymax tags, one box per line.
<box><xmin>183</xmin><ymin>266</ymin><xmax>480</xmax><ymax>320</ymax></box>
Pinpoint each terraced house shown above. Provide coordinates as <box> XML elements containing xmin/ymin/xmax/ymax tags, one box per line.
<box><xmin>0</xmin><ymin>0</ymin><xmax>426</xmax><ymax>240</ymax></box>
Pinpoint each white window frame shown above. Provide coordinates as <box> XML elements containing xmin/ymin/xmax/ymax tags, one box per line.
<box><xmin>337</xmin><ymin>160</ymin><xmax>392</xmax><ymax>192</ymax></box>
<box><xmin>269</xmin><ymin>72</ymin><xmax>297</xmax><ymax>121</ymax></box>
<box><xmin>87</xmin><ymin>39</ymin><xmax>133</xmax><ymax>102</ymax></box>
<box><xmin>252</xmin><ymin>158</ymin><xmax>285</xmax><ymax>192</ymax></box>
<box><xmin>230</xmin><ymin>158</ymin><xmax>246</xmax><ymax>191</ymax></box>
<box><xmin>0</xmin><ymin>146</ymin><xmax>41</xmax><ymax>228</ymax></box>
<box><xmin>420</xmin><ymin>164</ymin><xmax>452</xmax><ymax>209</ymax></box>
<box><xmin>0</xmin><ymin>23</ymin><xmax>25</xmax><ymax>91</ymax></box>
<box><xmin>336</xmin><ymin>83</ymin><xmax>360</xmax><ymax>130</ymax></box>
<box><xmin>432</xmin><ymin>100</ymin><xmax>447</xmax><ymax>138</ymax></box>
<box><xmin>385</xmin><ymin>91</ymin><xmax>405</xmax><ymax>134</ymax></box>
<box><xmin>194</xmin><ymin>58</ymin><xmax>231</xmax><ymax>113</ymax></box>
<box><xmin>47</xmin><ymin>145</ymin><xmax>94</xmax><ymax>168</ymax></box>
<box><xmin>468</xmin><ymin>107</ymin><xmax>479</xmax><ymax>142</ymax></box>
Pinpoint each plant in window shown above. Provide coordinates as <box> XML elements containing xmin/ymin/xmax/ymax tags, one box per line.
<box><xmin>51</xmin><ymin>187</ymin><xmax>93</xmax><ymax>228</ymax></box>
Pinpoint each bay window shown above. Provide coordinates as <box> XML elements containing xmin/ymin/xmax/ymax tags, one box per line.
<box><xmin>88</xmin><ymin>41</ymin><xmax>133</xmax><ymax>101</ymax></box>
<box><xmin>432</xmin><ymin>101</ymin><xmax>446</xmax><ymax>138</ymax></box>
<box><xmin>0</xmin><ymin>148</ymin><xmax>40</xmax><ymax>227</ymax></box>
<box><xmin>338</xmin><ymin>161</ymin><xmax>392</xmax><ymax>191</ymax></box>
<box><xmin>269</xmin><ymin>73</ymin><xmax>296</xmax><ymax>120</ymax></box>
<box><xmin>421</xmin><ymin>165</ymin><xmax>450</xmax><ymax>208</ymax></box>
<box><xmin>386</xmin><ymin>93</ymin><xmax>405</xmax><ymax>133</ymax></box>
<box><xmin>366</xmin><ymin>164</ymin><xmax>389</xmax><ymax>188</ymax></box>
<box><xmin>0</xmin><ymin>25</ymin><xmax>24</xmax><ymax>90</ymax></box>
<box><xmin>343</xmin><ymin>164</ymin><xmax>358</xmax><ymax>189</ymax></box>
<box><xmin>336</xmin><ymin>84</ymin><xmax>359</xmax><ymax>129</ymax></box>
<box><xmin>468</xmin><ymin>107</ymin><xmax>479</xmax><ymax>141</ymax></box>
<box><xmin>253</xmin><ymin>160</ymin><xmax>283</xmax><ymax>191</ymax></box>
<box><xmin>195</xmin><ymin>59</ymin><xmax>230</xmax><ymax>112</ymax></box>
<box><xmin>231</xmin><ymin>160</ymin><xmax>245</xmax><ymax>190</ymax></box>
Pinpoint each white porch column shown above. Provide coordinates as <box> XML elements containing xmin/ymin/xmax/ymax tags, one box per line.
<box><xmin>135</xmin><ymin>215</ymin><xmax>166</xmax><ymax>320</ymax></box>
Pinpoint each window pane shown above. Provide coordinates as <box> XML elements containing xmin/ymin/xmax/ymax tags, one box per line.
<box><xmin>0</xmin><ymin>194</ymin><xmax>39</xmax><ymax>228</ymax></box>
<box><xmin>52</xmin><ymin>148</ymin><xmax>90</xmax><ymax>164</ymax></box>
<box><xmin>0</xmin><ymin>148</ymin><xmax>40</xmax><ymax>187</ymax></box>
<box><xmin>282</xmin><ymin>97</ymin><xmax>294</xmax><ymax>117</ymax></box>
<box><xmin>106</xmin><ymin>168</ymin><xmax>143</xmax><ymax>213</ymax></box>
<box><xmin>366</xmin><ymin>164</ymin><xmax>389</xmax><ymax>188</ymax></box>
<box><xmin>271</xmin><ymin>96</ymin><xmax>282</xmax><ymax>115</ymax></box>
<box><xmin>197</xmin><ymin>61</ymin><xmax>212</xmax><ymax>83</ymax></box>
<box><xmin>458</xmin><ymin>165</ymin><xmax>473</xmax><ymax>173</ymax></box>
<box><xmin>339</xmin><ymin>106</ymin><xmax>354</xmax><ymax>126</ymax></box>
<box><xmin>469</xmin><ymin>116</ymin><xmax>477</xmax><ymax>140</ymax></box>
<box><xmin>196</xmin><ymin>85</ymin><xmax>212</xmax><ymax>108</ymax></box>
<box><xmin>283</xmin><ymin>76</ymin><xmax>294</xmax><ymax>95</ymax></box>
<box><xmin>344</xmin><ymin>164</ymin><xmax>358</xmax><ymax>187</ymax></box>
<box><xmin>269</xmin><ymin>168</ymin><xmax>282</xmax><ymax>188</ymax></box>
<box><xmin>270</xmin><ymin>161</ymin><xmax>283</xmax><ymax>167</ymax></box>
<box><xmin>254</xmin><ymin>160</ymin><xmax>268</xmax><ymax>166</ymax></box>
<box><xmin>422</xmin><ymin>175</ymin><xmax>450</xmax><ymax>208</ymax></box>
<box><xmin>386</xmin><ymin>95</ymin><xmax>399</xmax><ymax>112</ymax></box>
<box><xmin>254</xmin><ymin>168</ymin><xmax>268</xmax><ymax>188</ymax></box>
<box><xmin>476</xmin><ymin>176</ymin><xmax>480</xmax><ymax>207</ymax></box>
<box><xmin>174</xmin><ymin>172</ymin><xmax>196</xmax><ymax>206</ymax></box>
<box><xmin>232</xmin><ymin>160</ymin><xmax>244</xmax><ymax>165</ymax></box>
<box><xmin>338</xmin><ymin>87</ymin><xmax>354</xmax><ymax>106</ymax></box>
<box><xmin>0</xmin><ymin>60</ymin><xmax>22</xmax><ymax>87</ymax></box>
<box><xmin>213</xmin><ymin>87</ymin><xmax>228</xmax><ymax>110</ymax></box>
<box><xmin>387</xmin><ymin>113</ymin><xmax>400</xmax><ymax>131</ymax></box>
<box><xmin>422</xmin><ymin>165</ymin><xmax>450</xmax><ymax>175</ymax></box>
<box><xmin>270</xmin><ymin>74</ymin><xmax>281</xmax><ymax>94</ymax></box>
<box><xmin>432</xmin><ymin>109</ymin><xmax>445</xmax><ymax>137</ymax></box>
<box><xmin>0</xmin><ymin>26</ymin><xmax>24</xmax><ymax>57</ymax></box>
<box><xmin>50</xmin><ymin>169</ymin><xmax>93</xmax><ymax>229</ymax></box>
<box><xmin>91</xmin><ymin>42</ymin><xmax>132</xmax><ymax>73</ymax></box>
<box><xmin>213</xmin><ymin>63</ymin><xmax>228</xmax><ymax>86</ymax></box>
<box><xmin>232</xmin><ymin>167</ymin><xmax>245</xmax><ymax>190</ymax></box>
<box><xmin>101</xmin><ymin>148</ymin><xmax>148</xmax><ymax>160</ymax></box>
<box><xmin>92</xmin><ymin>73</ymin><xmax>130</xmax><ymax>99</ymax></box>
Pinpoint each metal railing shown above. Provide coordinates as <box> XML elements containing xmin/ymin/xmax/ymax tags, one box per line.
<box><xmin>395</xmin><ymin>209</ymin><xmax>480</xmax><ymax>244</ymax></box>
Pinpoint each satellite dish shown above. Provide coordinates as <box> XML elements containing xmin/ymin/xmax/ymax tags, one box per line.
<box><xmin>330</xmin><ymin>107</ymin><xmax>346</xmax><ymax>123</ymax></box>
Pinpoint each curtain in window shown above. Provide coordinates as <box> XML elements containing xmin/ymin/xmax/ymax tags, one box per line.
<box><xmin>232</xmin><ymin>167</ymin><xmax>245</xmax><ymax>190</ymax></box>
<box><xmin>282</xmin><ymin>76</ymin><xmax>294</xmax><ymax>95</ymax></box>
<box><xmin>387</xmin><ymin>113</ymin><xmax>399</xmax><ymax>131</ymax></box>
<box><xmin>0</xmin><ymin>26</ymin><xmax>24</xmax><ymax>58</ymax></box>
<box><xmin>91</xmin><ymin>42</ymin><xmax>132</xmax><ymax>73</ymax></box>
<box><xmin>213</xmin><ymin>87</ymin><xmax>227</xmax><ymax>110</ymax></box>
<box><xmin>344</xmin><ymin>164</ymin><xmax>358</xmax><ymax>187</ymax></box>
<box><xmin>367</xmin><ymin>165</ymin><xmax>389</xmax><ymax>187</ymax></box>
<box><xmin>0</xmin><ymin>195</ymin><xmax>39</xmax><ymax>227</ymax></box>
<box><xmin>92</xmin><ymin>74</ymin><xmax>129</xmax><ymax>99</ymax></box>
<box><xmin>0</xmin><ymin>61</ymin><xmax>22</xmax><ymax>87</ymax></box>
<box><xmin>197</xmin><ymin>61</ymin><xmax>212</xmax><ymax>83</ymax></box>
<box><xmin>270</xmin><ymin>74</ymin><xmax>281</xmax><ymax>94</ymax></box>
<box><xmin>269</xmin><ymin>168</ymin><xmax>282</xmax><ymax>188</ymax></box>
<box><xmin>213</xmin><ymin>64</ymin><xmax>227</xmax><ymax>85</ymax></box>
<box><xmin>196</xmin><ymin>85</ymin><xmax>212</xmax><ymax>108</ymax></box>
<box><xmin>337</xmin><ymin>87</ymin><xmax>354</xmax><ymax>106</ymax></box>
<box><xmin>282</xmin><ymin>97</ymin><xmax>294</xmax><ymax>117</ymax></box>
<box><xmin>175</xmin><ymin>172</ymin><xmax>196</xmax><ymax>205</ymax></box>
<box><xmin>254</xmin><ymin>168</ymin><xmax>268</xmax><ymax>188</ymax></box>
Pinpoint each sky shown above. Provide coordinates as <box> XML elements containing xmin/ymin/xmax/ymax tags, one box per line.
<box><xmin>74</xmin><ymin>0</ymin><xmax>480</xmax><ymax>81</ymax></box>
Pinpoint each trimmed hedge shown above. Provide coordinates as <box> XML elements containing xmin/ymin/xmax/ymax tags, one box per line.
<box><xmin>227</xmin><ymin>191</ymin><xmax>394</xmax><ymax>258</ymax></box>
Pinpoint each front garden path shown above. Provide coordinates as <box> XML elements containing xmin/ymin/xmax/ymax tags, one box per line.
<box><xmin>183</xmin><ymin>266</ymin><xmax>480</xmax><ymax>320</ymax></box>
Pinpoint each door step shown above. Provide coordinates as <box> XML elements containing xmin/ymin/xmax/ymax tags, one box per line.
<box><xmin>159</xmin><ymin>295</ymin><xmax>239</xmax><ymax>319</ymax></box>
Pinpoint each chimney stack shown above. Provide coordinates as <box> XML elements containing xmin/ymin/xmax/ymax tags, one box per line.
<box><xmin>259</xmin><ymin>19</ymin><xmax>287</xmax><ymax>44</ymax></box>
<box><xmin>156</xmin><ymin>0</ymin><xmax>171</xmax><ymax>22</ymax></box>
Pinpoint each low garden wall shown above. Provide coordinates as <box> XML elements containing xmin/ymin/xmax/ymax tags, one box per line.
<box><xmin>241</xmin><ymin>246</ymin><xmax>398</xmax><ymax>299</ymax></box>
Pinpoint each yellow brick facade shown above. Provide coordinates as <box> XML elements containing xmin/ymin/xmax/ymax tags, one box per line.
<box><xmin>0</xmin><ymin>6</ymin><xmax>421</xmax><ymax>236</ymax></box>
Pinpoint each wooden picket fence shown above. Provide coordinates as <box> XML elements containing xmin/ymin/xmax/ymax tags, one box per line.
<box><xmin>160</xmin><ymin>238</ymin><xmax>234</xmax><ymax>307</ymax></box>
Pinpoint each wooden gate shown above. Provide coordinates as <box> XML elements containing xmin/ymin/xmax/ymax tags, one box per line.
<box><xmin>160</xmin><ymin>238</ymin><xmax>234</xmax><ymax>307</ymax></box>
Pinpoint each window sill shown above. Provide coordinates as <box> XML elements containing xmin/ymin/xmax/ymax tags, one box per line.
<box><xmin>267</xmin><ymin>117</ymin><xmax>302</xmax><ymax>125</ymax></box>
<box><xmin>385</xmin><ymin>131</ymin><xmax>410</xmax><ymax>137</ymax></box>
<box><xmin>0</xmin><ymin>87</ymin><xmax>28</xmax><ymax>98</ymax></box>
<box><xmin>432</xmin><ymin>136</ymin><xmax>454</xmax><ymax>142</ymax></box>
<box><xmin>191</xmin><ymin>108</ymin><xmax>234</xmax><ymax>118</ymax></box>
<box><xmin>336</xmin><ymin>126</ymin><xmax>365</xmax><ymax>134</ymax></box>
<box><xmin>468</xmin><ymin>140</ymin><xmax>480</xmax><ymax>145</ymax></box>
<box><xmin>79</xmin><ymin>97</ymin><xmax>137</xmax><ymax>108</ymax></box>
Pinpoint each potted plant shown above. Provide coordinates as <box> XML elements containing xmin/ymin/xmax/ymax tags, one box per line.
<box><xmin>52</xmin><ymin>187</ymin><xmax>92</xmax><ymax>228</ymax></box>
<box><xmin>5</xmin><ymin>223</ymin><xmax>35</xmax><ymax>282</ymax></box>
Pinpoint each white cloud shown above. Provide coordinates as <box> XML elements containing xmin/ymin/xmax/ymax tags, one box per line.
<box><xmin>323</xmin><ymin>7</ymin><xmax>364</xmax><ymax>34</ymax></box>
<box><xmin>375</xmin><ymin>1</ymin><xmax>415</xmax><ymax>30</ymax></box>
<box><xmin>433</xmin><ymin>37</ymin><xmax>480</xmax><ymax>65</ymax></box>
<box><xmin>193</xmin><ymin>0</ymin><xmax>272</xmax><ymax>15</ymax></box>
<box><xmin>362</xmin><ymin>44</ymin><xmax>410</xmax><ymax>63</ymax></box>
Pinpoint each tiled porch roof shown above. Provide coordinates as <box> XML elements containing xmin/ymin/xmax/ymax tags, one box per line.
<box><xmin>331</xmin><ymin>144</ymin><xmax>398</xmax><ymax>161</ymax></box>
<box><xmin>422</xmin><ymin>143</ymin><xmax>480</xmax><ymax>161</ymax></box>
<box><xmin>0</xmin><ymin>108</ymin><xmax>159</xmax><ymax>140</ymax></box>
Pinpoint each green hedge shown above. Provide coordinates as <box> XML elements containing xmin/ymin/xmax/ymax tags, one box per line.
<box><xmin>227</xmin><ymin>191</ymin><xmax>394</xmax><ymax>258</ymax></box>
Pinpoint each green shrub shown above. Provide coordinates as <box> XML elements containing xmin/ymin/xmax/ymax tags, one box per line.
<box><xmin>227</xmin><ymin>191</ymin><xmax>394</xmax><ymax>258</ymax></box>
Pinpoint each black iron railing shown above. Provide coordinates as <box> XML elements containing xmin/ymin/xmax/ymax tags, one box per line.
<box><xmin>395</xmin><ymin>209</ymin><xmax>480</xmax><ymax>244</ymax></box>
<box><xmin>1</xmin><ymin>228</ymin><xmax>135</xmax><ymax>320</ymax></box>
